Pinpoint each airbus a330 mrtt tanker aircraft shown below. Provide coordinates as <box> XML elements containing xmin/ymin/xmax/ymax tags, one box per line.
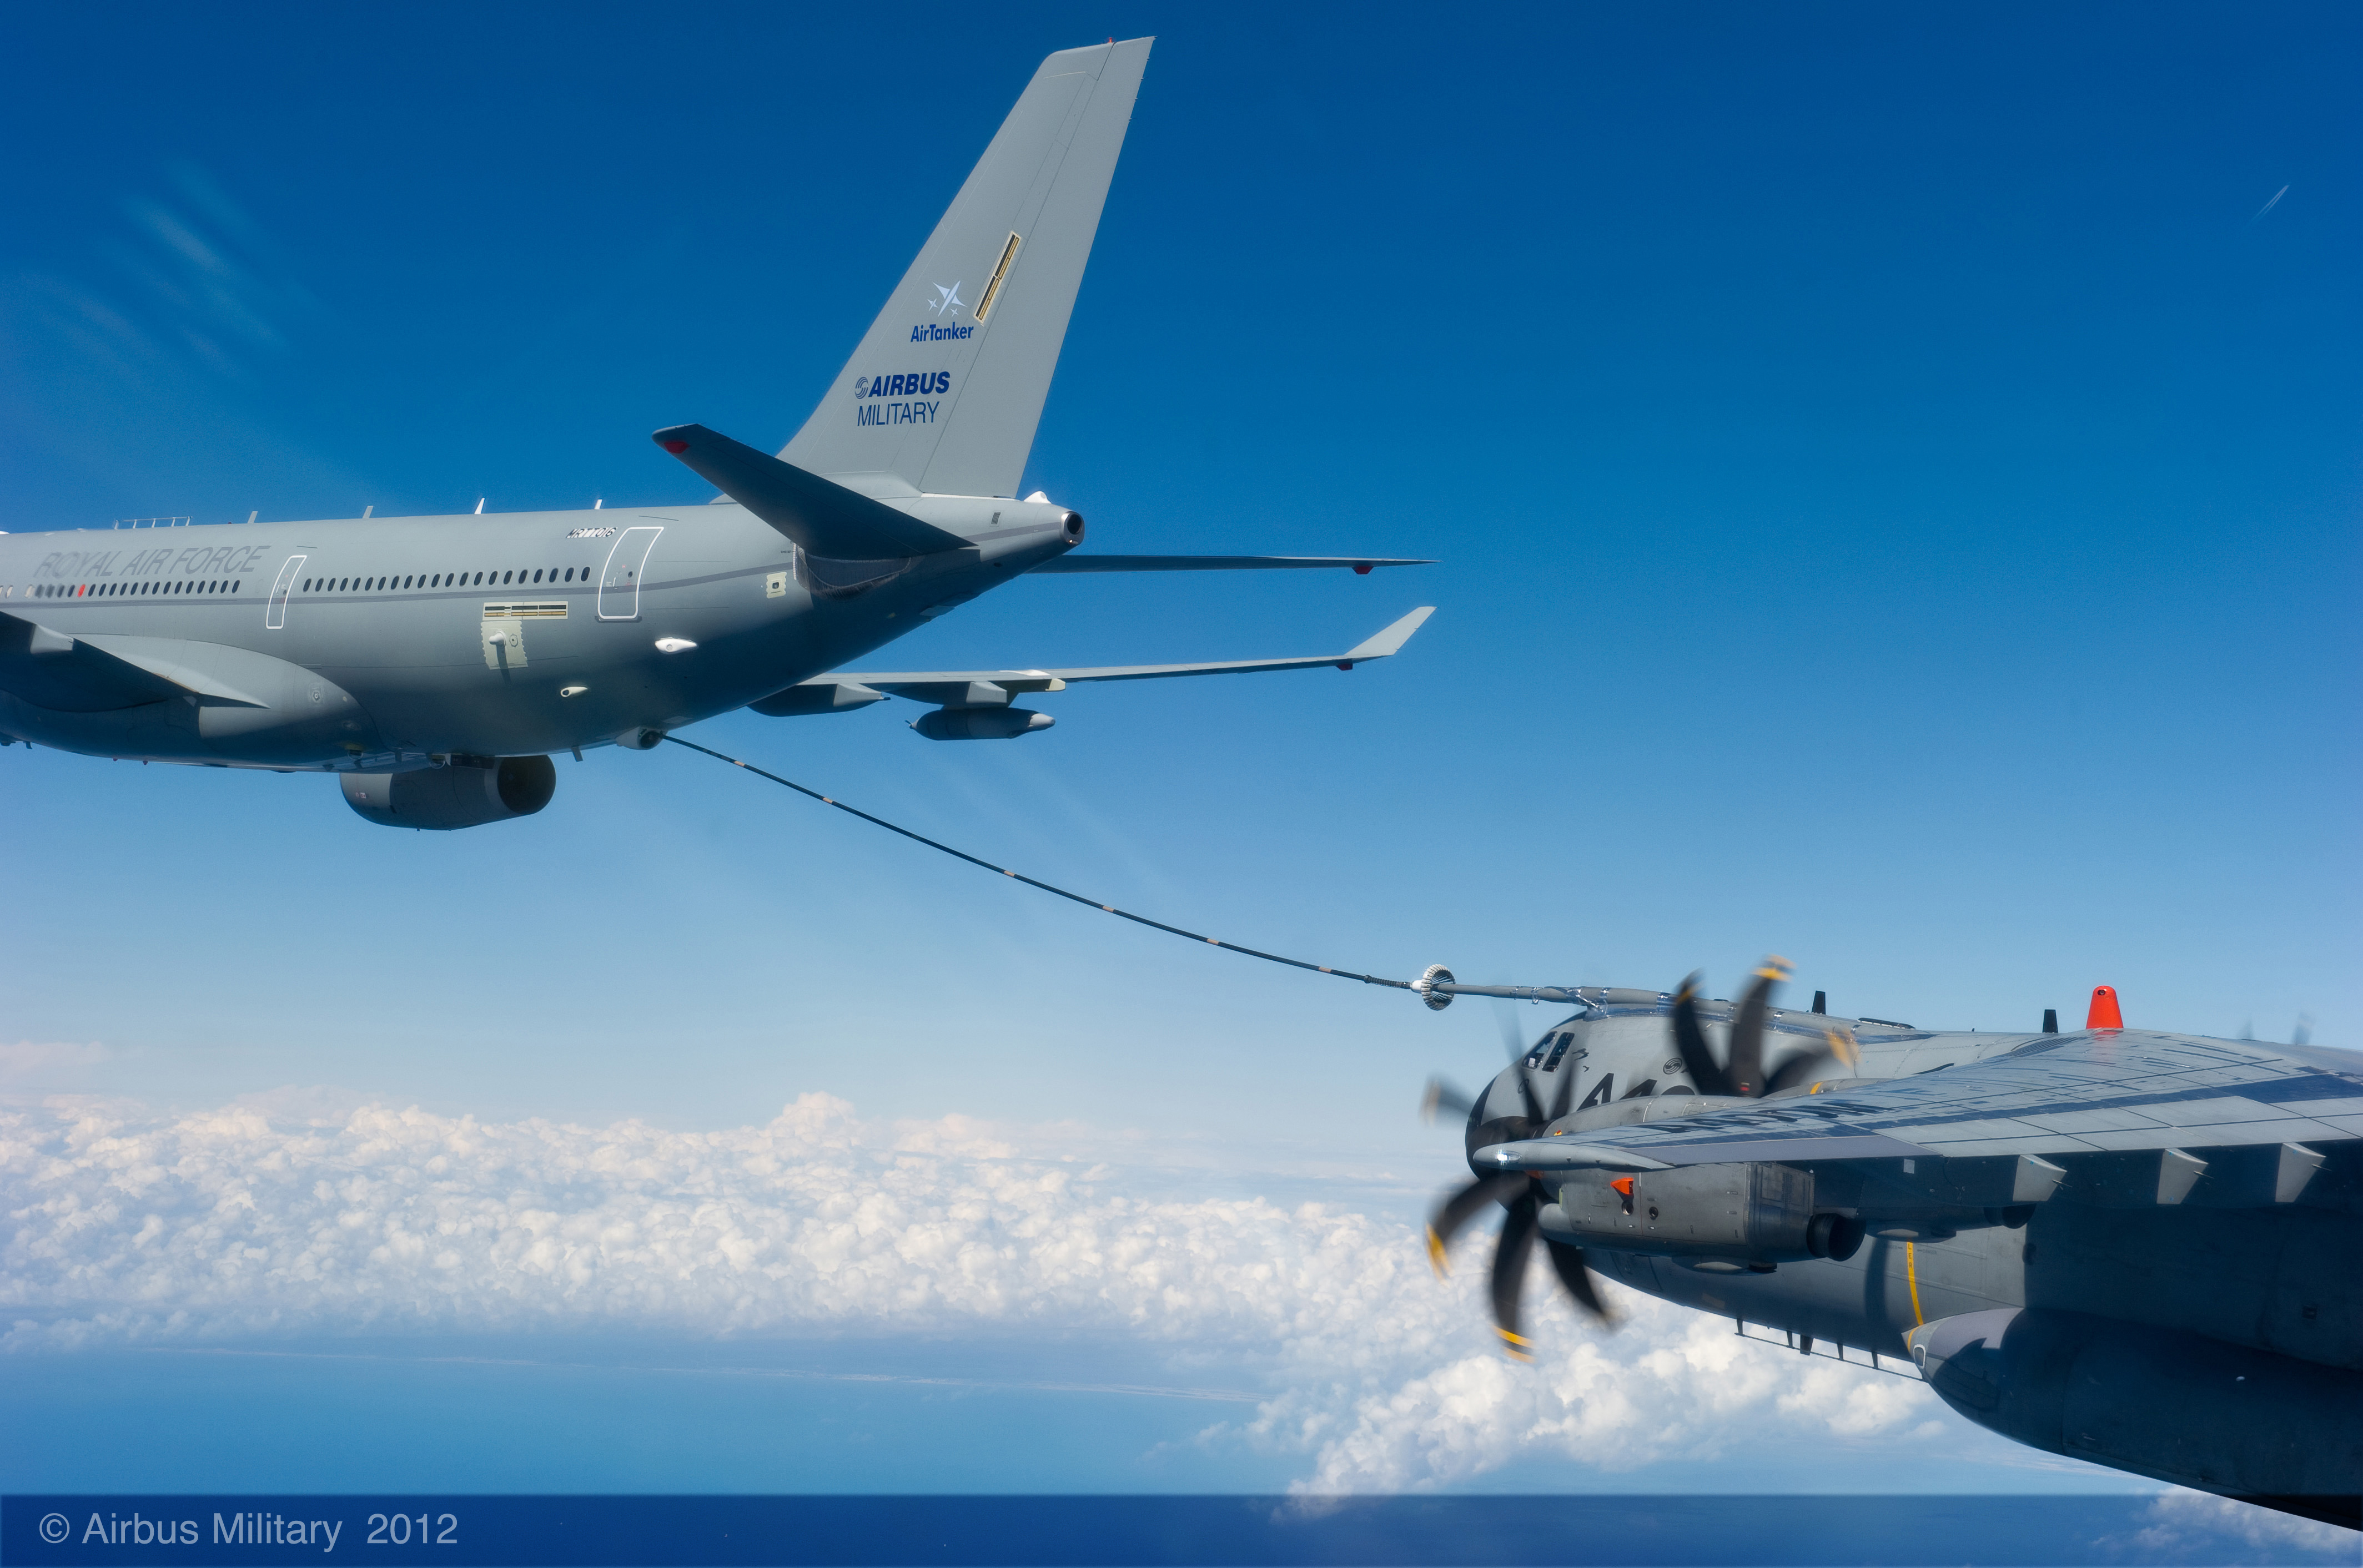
<box><xmin>0</xmin><ymin>38</ymin><xmax>1430</xmax><ymax>829</ymax></box>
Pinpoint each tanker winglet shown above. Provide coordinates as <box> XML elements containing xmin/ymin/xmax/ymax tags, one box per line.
<box><xmin>1344</xmin><ymin>606</ymin><xmax>1435</xmax><ymax>662</ymax></box>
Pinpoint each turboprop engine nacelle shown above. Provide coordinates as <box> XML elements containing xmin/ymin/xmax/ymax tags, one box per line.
<box><xmin>1539</xmin><ymin>1162</ymin><xmax>1866</xmax><ymax>1266</ymax></box>
<box><xmin>342</xmin><ymin>755</ymin><xmax>556</xmax><ymax>830</ymax></box>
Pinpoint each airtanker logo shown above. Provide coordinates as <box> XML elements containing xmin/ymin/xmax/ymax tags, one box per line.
<box><xmin>911</xmin><ymin>281</ymin><xmax>976</xmax><ymax>342</ymax></box>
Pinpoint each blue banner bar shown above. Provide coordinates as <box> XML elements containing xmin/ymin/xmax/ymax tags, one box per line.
<box><xmin>0</xmin><ymin>1495</ymin><xmax>2327</xmax><ymax>1566</ymax></box>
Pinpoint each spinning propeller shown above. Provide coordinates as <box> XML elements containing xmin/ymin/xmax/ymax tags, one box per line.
<box><xmin>1424</xmin><ymin>1005</ymin><xmax>1612</xmax><ymax>1360</ymax></box>
<box><xmin>1672</xmin><ymin>957</ymin><xmax>1859</xmax><ymax>1094</ymax></box>
<box><xmin>1422</xmin><ymin>955</ymin><xmax>1858</xmax><ymax>1359</ymax></box>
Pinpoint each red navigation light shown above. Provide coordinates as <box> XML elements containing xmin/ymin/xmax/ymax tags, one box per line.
<box><xmin>1353</xmin><ymin>562</ymin><xmax>1372</xmax><ymax>575</ymax></box>
<box><xmin>2087</xmin><ymin>985</ymin><xmax>2123</xmax><ymax>1031</ymax></box>
<box><xmin>660</xmin><ymin>439</ymin><xmax>689</xmax><ymax>455</ymax></box>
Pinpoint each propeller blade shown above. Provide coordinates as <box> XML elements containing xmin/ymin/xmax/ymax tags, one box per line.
<box><xmin>1421</xmin><ymin>1077</ymin><xmax>1475</xmax><ymax>1124</ymax></box>
<box><xmin>1763</xmin><ymin>1026</ymin><xmax>1862</xmax><ymax>1095</ymax></box>
<box><xmin>1727</xmin><ymin>955</ymin><xmax>1792</xmax><ymax>1096</ymax></box>
<box><xmin>1763</xmin><ymin>1051</ymin><xmax>1837</xmax><ymax>1095</ymax></box>
<box><xmin>1492</xmin><ymin>1001</ymin><xmax>1527</xmax><ymax>1065</ymax></box>
<box><xmin>1492</xmin><ymin>1002</ymin><xmax>1548</xmax><ymax>1124</ymax></box>
<box><xmin>1544</xmin><ymin>1237</ymin><xmax>1612</xmax><ymax>1322</ymax></box>
<box><xmin>1490</xmin><ymin>1185</ymin><xmax>1542</xmax><ymax>1359</ymax></box>
<box><xmin>1670</xmin><ymin>973</ymin><xmax>1728</xmax><ymax>1096</ymax></box>
<box><xmin>1515</xmin><ymin>1072</ymin><xmax>1545</xmax><ymax>1125</ymax></box>
<box><xmin>1425</xmin><ymin>1173</ymin><xmax>1527</xmax><ymax>1275</ymax></box>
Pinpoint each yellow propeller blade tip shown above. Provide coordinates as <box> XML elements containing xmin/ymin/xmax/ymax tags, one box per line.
<box><xmin>1424</xmin><ymin>1227</ymin><xmax>1449</xmax><ymax>1276</ymax></box>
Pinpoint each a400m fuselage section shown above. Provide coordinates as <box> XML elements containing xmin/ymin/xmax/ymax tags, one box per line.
<box><xmin>0</xmin><ymin>495</ymin><xmax>1078</xmax><ymax>769</ymax></box>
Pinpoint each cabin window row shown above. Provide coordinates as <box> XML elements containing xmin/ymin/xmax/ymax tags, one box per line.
<box><xmin>301</xmin><ymin>567</ymin><xmax>585</xmax><ymax>592</ymax></box>
<box><xmin>33</xmin><ymin>579</ymin><xmax>240</xmax><ymax>598</ymax></box>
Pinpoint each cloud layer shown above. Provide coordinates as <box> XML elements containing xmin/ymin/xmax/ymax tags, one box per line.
<box><xmin>6</xmin><ymin>1091</ymin><xmax>1962</xmax><ymax>1488</ymax></box>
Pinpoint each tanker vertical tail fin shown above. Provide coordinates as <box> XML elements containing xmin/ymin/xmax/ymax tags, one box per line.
<box><xmin>780</xmin><ymin>38</ymin><xmax>1152</xmax><ymax>501</ymax></box>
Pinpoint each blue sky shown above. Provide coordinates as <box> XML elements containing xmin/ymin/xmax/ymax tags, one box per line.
<box><xmin>2</xmin><ymin>0</ymin><xmax>2357</xmax><ymax>1508</ymax></box>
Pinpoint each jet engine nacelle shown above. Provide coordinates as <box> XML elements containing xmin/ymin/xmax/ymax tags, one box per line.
<box><xmin>1541</xmin><ymin>1162</ymin><xmax>1865</xmax><ymax>1264</ymax></box>
<box><xmin>911</xmin><ymin>707</ymin><xmax>1054</xmax><ymax>740</ymax></box>
<box><xmin>341</xmin><ymin>755</ymin><xmax>556</xmax><ymax>829</ymax></box>
<box><xmin>1907</xmin><ymin>1308</ymin><xmax>2363</xmax><ymax>1525</ymax></box>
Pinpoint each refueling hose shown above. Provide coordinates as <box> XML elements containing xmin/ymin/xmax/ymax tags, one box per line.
<box><xmin>665</xmin><ymin>734</ymin><xmax>1413</xmax><ymax>993</ymax></box>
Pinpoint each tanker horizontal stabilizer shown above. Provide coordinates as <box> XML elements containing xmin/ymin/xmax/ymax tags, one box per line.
<box><xmin>652</xmin><ymin>423</ymin><xmax>968</xmax><ymax>558</ymax></box>
<box><xmin>1031</xmin><ymin>555</ymin><xmax>1434</xmax><ymax>573</ymax></box>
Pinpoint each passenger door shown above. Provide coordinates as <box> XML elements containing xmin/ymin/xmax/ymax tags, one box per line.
<box><xmin>597</xmin><ymin>527</ymin><xmax>663</xmax><ymax>621</ymax></box>
<box><xmin>265</xmin><ymin>554</ymin><xmax>306</xmax><ymax>629</ymax></box>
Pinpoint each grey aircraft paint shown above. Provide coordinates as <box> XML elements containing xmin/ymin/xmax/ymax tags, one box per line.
<box><xmin>0</xmin><ymin>38</ymin><xmax>1430</xmax><ymax>827</ymax></box>
<box><xmin>0</xmin><ymin>499</ymin><xmax>1074</xmax><ymax>768</ymax></box>
<box><xmin>1427</xmin><ymin>982</ymin><xmax>2361</xmax><ymax>1527</ymax></box>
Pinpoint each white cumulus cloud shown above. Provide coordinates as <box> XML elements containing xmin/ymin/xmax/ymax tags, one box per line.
<box><xmin>3</xmin><ymin>1091</ymin><xmax>1957</xmax><ymax>1488</ymax></box>
<box><xmin>2128</xmin><ymin>1489</ymin><xmax>2357</xmax><ymax>1557</ymax></box>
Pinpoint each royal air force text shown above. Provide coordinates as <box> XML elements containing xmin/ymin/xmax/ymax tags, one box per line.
<box><xmin>32</xmin><ymin>543</ymin><xmax>274</xmax><ymax>584</ymax></box>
